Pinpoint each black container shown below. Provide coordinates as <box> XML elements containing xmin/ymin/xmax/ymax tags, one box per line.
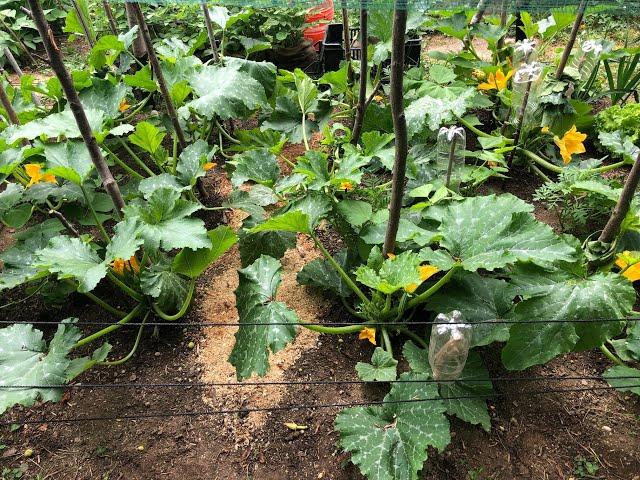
<box><xmin>320</xmin><ymin>23</ymin><xmax>421</xmax><ymax>74</ymax></box>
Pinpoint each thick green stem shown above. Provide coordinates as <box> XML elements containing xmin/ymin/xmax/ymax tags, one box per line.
<box><xmin>72</xmin><ymin>304</ymin><xmax>145</xmax><ymax>349</ymax></box>
<box><xmin>117</xmin><ymin>139</ymin><xmax>156</xmax><ymax>176</ymax></box>
<box><xmin>107</xmin><ymin>271</ymin><xmax>145</xmax><ymax>303</ymax></box>
<box><xmin>80</xmin><ymin>185</ymin><xmax>110</xmax><ymax>243</ymax></box>
<box><xmin>120</xmin><ymin>94</ymin><xmax>152</xmax><ymax>123</ymax></box>
<box><xmin>215</xmin><ymin>119</ymin><xmax>240</xmax><ymax>144</ymax></box>
<box><xmin>300</xmin><ymin>323</ymin><xmax>364</xmax><ymax>334</ymax></box>
<box><xmin>457</xmin><ymin>115</ymin><xmax>491</xmax><ymax>139</ymax></box>
<box><xmin>406</xmin><ymin>264</ymin><xmax>461</xmax><ymax>310</ymax></box>
<box><xmin>381</xmin><ymin>328</ymin><xmax>393</xmax><ymax>355</ymax></box>
<box><xmin>82</xmin><ymin>291</ymin><xmax>127</xmax><ymax>318</ymax></box>
<box><xmin>520</xmin><ymin>148</ymin><xmax>564</xmax><ymax>174</ymax></box>
<box><xmin>99</xmin><ymin>311</ymin><xmax>149</xmax><ymax>366</ymax></box>
<box><xmin>310</xmin><ymin>233</ymin><xmax>369</xmax><ymax>304</ymax></box>
<box><xmin>151</xmin><ymin>279</ymin><xmax>195</xmax><ymax>321</ymax></box>
<box><xmin>590</xmin><ymin>161</ymin><xmax>626</xmax><ymax>174</ymax></box>
<box><xmin>401</xmin><ymin>328</ymin><xmax>429</xmax><ymax>349</ymax></box>
<box><xmin>102</xmin><ymin>144</ymin><xmax>145</xmax><ymax>180</ymax></box>
<box><xmin>600</xmin><ymin>344</ymin><xmax>624</xmax><ymax>366</ymax></box>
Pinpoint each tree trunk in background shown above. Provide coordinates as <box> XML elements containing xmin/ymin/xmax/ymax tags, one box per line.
<box><xmin>130</xmin><ymin>2</ymin><xmax>187</xmax><ymax>151</ymax></box>
<box><xmin>28</xmin><ymin>0</ymin><xmax>126</xmax><ymax>213</ymax></box>
<box><xmin>350</xmin><ymin>5</ymin><xmax>368</xmax><ymax>145</ymax></box>
<box><xmin>599</xmin><ymin>153</ymin><xmax>640</xmax><ymax>244</ymax></box>
<box><xmin>382</xmin><ymin>3</ymin><xmax>408</xmax><ymax>257</ymax></box>
<box><xmin>126</xmin><ymin>3</ymin><xmax>147</xmax><ymax>58</ymax></box>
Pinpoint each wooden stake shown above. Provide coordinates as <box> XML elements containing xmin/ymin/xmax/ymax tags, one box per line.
<box><xmin>28</xmin><ymin>0</ymin><xmax>126</xmax><ymax>213</ymax></box>
<box><xmin>0</xmin><ymin>17</ymin><xmax>38</xmax><ymax>65</ymax></box>
<box><xmin>201</xmin><ymin>3</ymin><xmax>220</xmax><ymax>62</ymax></box>
<box><xmin>125</xmin><ymin>3</ymin><xmax>146</xmax><ymax>59</ymax></box>
<box><xmin>103</xmin><ymin>1</ymin><xmax>119</xmax><ymax>36</ymax></box>
<box><xmin>70</xmin><ymin>0</ymin><xmax>96</xmax><ymax>47</ymax></box>
<box><xmin>3</xmin><ymin>48</ymin><xmax>43</xmax><ymax>107</ymax></box>
<box><xmin>130</xmin><ymin>2</ymin><xmax>187</xmax><ymax>151</ymax></box>
<box><xmin>341</xmin><ymin>5</ymin><xmax>353</xmax><ymax>85</ymax></box>
<box><xmin>556</xmin><ymin>0</ymin><xmax>588</xmax><ymax>79</ymax></box>
<box><xmin>351</xmin><ymin>4</ymin><xmax>368</xmax><ymax>145</ymax></box>
<box><xmin>599</xmin><ymin>153</ymin><xmax>640</xmax><ymax>244</ymax></box>
<box><xmin>382</xmin><ymin>3</ymin><xmax>408</xmax><ymax>257</ymax></box>
<box><xmin>0</xmin><ymin>80</ymin><xmax>20</xmax><ymax>125</ymax></box>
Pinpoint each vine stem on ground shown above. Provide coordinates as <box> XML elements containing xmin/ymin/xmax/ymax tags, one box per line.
<box><xmin>73</xmin><ymin>304</ymin><xmax>146</xmax><ymax>349</ymax></box>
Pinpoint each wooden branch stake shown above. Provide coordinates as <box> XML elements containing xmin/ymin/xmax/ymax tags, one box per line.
<box><xmin>201</xmin><ymin>3</ymin><xmax>220</xmax><ymax>62</ymax></box>
<box><xmin>0</xmin><ymin>79</ymin><xmax>20</xmax><ymax>125</ymax></box>
<box><xmin>341</xmin><ymin>4</ymin><xmax>353</xmax><ymax>85</ymax></box>
<box><xmin>28</xmin><ymin>0</ymin><xmax>126</xmax><ymax>213</ymax></box>
<box><xmin>125</xmin><ymin>3</ymin><xmax>146</xmax><ymax>58</ymax></box>
<box><xmin>351</xmin><ymin>4</ymin><xmax>368</xmax><ymax>145</ymax></box>
<box><xmin>599</xmin><ymin>153</ymin><xmax>640</xmax><ymax>244</ymax></box>
<box><xmin>556</xmin><ymin>0</ymin><xmax>588</xmax><ymax>79</ymax></box>
<box><xmin>3</xmin><ymin>48</ymin><xmax>43</xmax><ymax>107</ymax></box>
<box><xmin>130</xmin><ymin>2</ymin><xmax>187</xmax><ymax>151</ymax></box>
<box><xmin>103</xmin><ymin>1</ymin><xmax>119</xmax><ymax>36</ymax></box>
<box><xmin>382</xmin><ymin>3</ymin><xmax>408</xmax><ymax>257</ymax></box>
<box><xmin>0</xmin><ymin>17</ymin><xmax>38</xmax><ymax>65</ymax></box>
<box><xmin>70</xmin><ymin>0</ymin><xmax>96</xmax><ymax>47</ymax></box>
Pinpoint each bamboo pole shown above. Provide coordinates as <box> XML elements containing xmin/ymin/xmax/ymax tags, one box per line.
<box><xmin>201</xmin><ymin>3</ymin><xmax>220</xmax><ymax>62</ymax></box>
<box><xmin>129</xmin><ymin>2</ymin><xmax>187</xmax><ymax>151</ymax></box>
<box><xmin>28</xmin><ymin>0</ymin><xmax>126</xmax><ymax>213</ymax></box>
<box><xmin>382</xmin><ymin>2</ymin><xmax>408</xmax><ymax>257</ymax></box>
<box><xmin>350</xmin><ymin>3</ymin><xmax>368</xmax><ymax>145</ymax></box>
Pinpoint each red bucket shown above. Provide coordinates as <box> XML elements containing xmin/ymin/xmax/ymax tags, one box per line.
<box><xmin>303</xmin><ymin>0</ymin><xmax>334</xmax><ymax>51</ymax></box>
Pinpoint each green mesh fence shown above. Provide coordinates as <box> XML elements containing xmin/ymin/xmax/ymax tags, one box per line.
<box><xmin>115</xmin><ymin>0</ymin><xmax>639</xmax><ymax>14</ymax></box>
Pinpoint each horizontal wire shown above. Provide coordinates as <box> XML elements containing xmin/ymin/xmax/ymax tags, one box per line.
<box><xmin>1</xmin><ymin>317</ymin><xmax>639</xmax><ymax>328</ymax></box>
<box><xmin>2</xmin><ymin>375</ymin><xmax>640</xmax><ymax>390</ymax></box>
<box><xmin>2</xmin><ymin>384</ymin><xmax>637</xmax><ymax>427</ymax></box>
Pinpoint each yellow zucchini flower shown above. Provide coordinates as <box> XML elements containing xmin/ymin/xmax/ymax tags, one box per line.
<box><xmin>554</xmin><ymin>125</ymin><xmax>587</xmax><ymax>165</ymax></box>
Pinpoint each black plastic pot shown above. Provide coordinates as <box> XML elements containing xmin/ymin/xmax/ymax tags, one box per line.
<box><xmin>321</xmin><ymin>23</ymin><xmax>421</xmax><ymax>73</ymax></box>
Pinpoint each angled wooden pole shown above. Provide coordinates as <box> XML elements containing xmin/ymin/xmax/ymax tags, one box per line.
<box><xmin>103</xmin><ymin>1</ymin><xmax>119</xmax><ymax>36</ymax></box>
<box><xmin>556</xmin><ymin>0</ymin><xmax>588</xmax><ymax>79</ymax></box>
<box><xmin>599</xmin><ymin>153</ymin><xmax>640</xmax><ymax>244</ymax></box>
<box><xmin>28</xmin><ymin>0</ymin><xmax>126</xmax><ymax>213</ymax></box>
<box><xmin>0</xmin><ymin>80</ymin><xmax>20</xmax><ymax>125</ymax></box>
<box><xmin>130</xmin><ymin>2</ymin><xmax>187</xmax><ymax>151</ymax></box>
<box><xmin>201</xmin><ymin>3</ymin><xmax>220</xmax><ymax>62</ymax></box>
<box><xmin>3</xmin><ymin>48</ymin><xmax>43</xmax><ymax>107</ymax></box>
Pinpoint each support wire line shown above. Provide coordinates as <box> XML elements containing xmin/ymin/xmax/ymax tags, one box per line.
<box><xmin>3</xmin><ymin>384</ymin><xmax>638</xmax><ymax>427</ymax></box>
